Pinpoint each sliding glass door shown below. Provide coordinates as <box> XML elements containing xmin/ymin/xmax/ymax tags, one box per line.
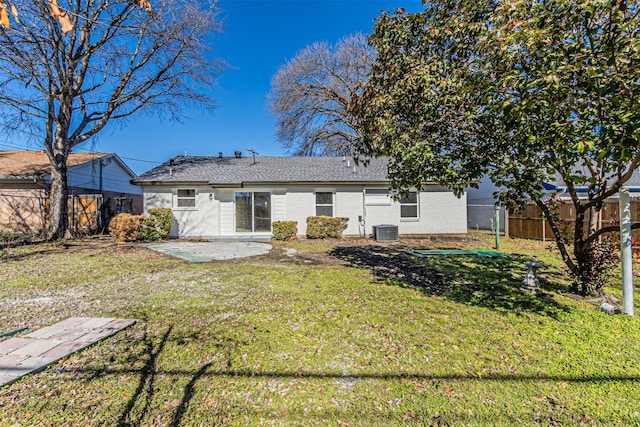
<box><xmin>235</xmin><ymin>192</ymin><xmax>271</xmax><ymax>233</ymax></box>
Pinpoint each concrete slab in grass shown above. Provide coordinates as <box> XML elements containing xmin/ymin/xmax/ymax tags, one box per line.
<box><xmin>0</xmin><ymin>317</ymin><xmax>136</xmax><ymax>387</ymax></box>
<box><xmin>140</xmin><ymin>241</ymin><xmax>272</xmax><ymax>262</ymax></box>
<box><xmin>0</xmin><ymin>338</ymin><xmax>35</xmax><ymax>356</ymax></box>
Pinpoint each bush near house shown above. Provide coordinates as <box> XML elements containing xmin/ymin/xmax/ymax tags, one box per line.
<box><xmin>141</xmin><ymin>208</ymin><xmax>173</xmax><ymax>241</ymax></box>
<box><xmin>306</xmin><ymin>216</ymin><xmax>348</xmax><ymax>239</ymax></box>
<box><xmin>272</xmin><ymin>221</ymin><xmax>297</xmax><ymax>241</ymax></box>
<box><xmin>108</xmin><ymin>213</ymin><xmax>144</xmax><ymax>243</ymax></box>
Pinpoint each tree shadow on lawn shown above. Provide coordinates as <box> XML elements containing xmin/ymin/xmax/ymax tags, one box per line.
<box><xmin>115</xmin><ymin>324</ymin><xmax>243</xmax><ymax>427</ymax></box>
<box><xmin>329</xmin><ymin>245</ymin><xmax>571</xmax><ymax>319</ymax></box>
<box><xmin>0</xmin><ymin>238</ymin><xmax>122</xmax><ymax>262</ymax></box>
<box><xmin>117</xmin><ymin>325</ymin><xmax>173</xmax><ymax>426</ymax></box>
<box><xmin>66</xmin><ymin>325</ymin><xmax>638</xmax><ymax>425</ymax></box>
<box><xmin>0</xmin><ymin>245</ymin><xmax>63</xmax><ymax>262</ymax></box>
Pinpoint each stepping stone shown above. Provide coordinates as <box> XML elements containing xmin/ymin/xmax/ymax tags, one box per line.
<box><xmin>0</xmin><ymin>317</ymin><xmax>136</xmax><ymax>387</ymax></box>
<box><xmin>0</xmin><ymin>338</ymin><xmax>35</xmax><ymax>356</ymax></box>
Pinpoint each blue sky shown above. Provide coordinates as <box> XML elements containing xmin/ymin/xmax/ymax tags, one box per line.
<box><xmin>92</xmin><ymin>0</ymin><xmax>422</xmax><ymax>174</ymax></box>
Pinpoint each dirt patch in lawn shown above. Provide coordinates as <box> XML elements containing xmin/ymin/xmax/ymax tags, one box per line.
<box><xmin>0</xmin><ymin>236</ymin><xmax>173</xmax><ymax>263</ymax></box>
<box><xmin>329</xmin><ymin>244</ymin><xmax>446</xmax><ymax>293</ymax></box>
<box><xmin>250</xmin><ymin>234</ymin><xmax>489</xmax><ymax>270</ymax></box>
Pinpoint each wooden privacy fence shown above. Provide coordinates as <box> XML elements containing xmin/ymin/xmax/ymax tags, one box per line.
<box><xmin>45</xmin><ymin>194</ymin><xmax>104</xmax><ymax>233</ymax></box>
<box><xmin>508</xmin><ymin>198</ymin><xmax>640</xmax><ymax>242</ymax></box>
<box><xmin>69</xmin><ymin>194</ymin><xmax>103</xmax><ymax>232</ymax></box>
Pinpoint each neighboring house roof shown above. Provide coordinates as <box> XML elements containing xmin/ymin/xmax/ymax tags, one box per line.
<box><xmin>133</xmin><ymin>155</ymin><xmax>393</xmax><ymax>186</ymax></box>
<box><xmin>0</xmin><ymin>150</ymin><xmax>108</xmax><ymax>179</ymax></box>
<box><xmin>545</xmin><ymin>167</ymin><xmax>640</xmax><ymax>193</ymax></box>
<box><xmin>0</xmin><ymin>150</ymin><xmax>136</xmax><ymax>181</ymax></box>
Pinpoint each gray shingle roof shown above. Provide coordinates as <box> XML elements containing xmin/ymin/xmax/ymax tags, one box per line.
<box><xmin>133</xmin><ymin>156</ymin><xmax>391</xmax><ymax>185</ymax></box>
<box><xmin>546</xmin><ymin>167</ymin><xmax>640</xmax><ymax>190</ymax></box>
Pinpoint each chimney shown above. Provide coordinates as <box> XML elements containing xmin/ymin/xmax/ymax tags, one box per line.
<box><xmin>234</xmin><ymin>150</ymin><xmax>242</xmax><ymax>158</ymax></box>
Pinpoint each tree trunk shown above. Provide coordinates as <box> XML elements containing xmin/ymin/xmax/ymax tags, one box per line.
<box><xmin>47</xmin><ymin>155</ymin><xmax>70</xmax><ymax>240</ymax></box>
<box><xmin>587</xmin><ymin>205</ymin><xmax>599</xmax><ymax>237</ymax></box>
<box><xmin>535</xmin><ymin>199</ymin><xmax>579</xmax><ymax>277</ymax></box>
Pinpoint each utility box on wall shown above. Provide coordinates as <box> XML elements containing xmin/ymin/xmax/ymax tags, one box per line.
<box><xmin>372</xmin><ymin>224</ymin><xmax>399</xmax><ymax>242</ymax></box>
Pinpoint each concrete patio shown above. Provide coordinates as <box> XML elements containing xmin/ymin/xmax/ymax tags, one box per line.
<box><xmin>139</xmin><ymin>240</ymin><xmax>272</xmax><ymax>262</ymax></box>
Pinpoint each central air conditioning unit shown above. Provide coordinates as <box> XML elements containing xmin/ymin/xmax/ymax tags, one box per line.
<box><xmin>372</xmin><ymin>224</ymin><xmax>399</xmax><ymax>242</ymax></box>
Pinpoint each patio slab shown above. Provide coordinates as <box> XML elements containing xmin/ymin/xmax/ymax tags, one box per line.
<box><xmin>0</xmin><ymin>317</ymin><xmax>136</xmax><ymax>387</ymax></box>
<box><xmin>140</xmin><ymin>241</ymin><xmax>272</xmax><ymax>262</ymax></box>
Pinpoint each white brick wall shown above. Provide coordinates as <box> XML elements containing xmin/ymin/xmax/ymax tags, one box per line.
<box><xmin>142</xmin><ymin>184</ymin><xmax>467</xmax><ymax>238</ymax></box>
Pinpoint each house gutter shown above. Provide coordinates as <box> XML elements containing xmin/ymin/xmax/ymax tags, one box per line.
<box><xmin>130</xmin><ymin>180</ymin><xmax>212</xmax><ymax>187</ymax></box>
<box><xmin>133</xmin><ymin>179</ymin><xmax>447</xmax><ymax>188</ymax></box>
<box><xmin>228</xmin><ymin>180</ymin><xmax>392</xmax><ymax>186</ymax></box>
<box><xmin>33</xmin><ymin>177</ymin><xmax>50</xmax><ymax>195</ymax></box>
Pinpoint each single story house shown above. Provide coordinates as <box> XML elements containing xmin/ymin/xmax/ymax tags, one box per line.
<box><xmin>132</xmin><ymin>153</ymin><xmax>467</xmax><ymax>239</ymax></box>
<box><xmin>0</xmin><ymin>150</ymin><xmax>142</xmax><ymax>234</ymax></box>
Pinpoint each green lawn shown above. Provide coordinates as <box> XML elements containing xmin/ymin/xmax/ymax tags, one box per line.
<box><xmin>0</xmin><ymin>233</ymin><xmax>638</xmax><ymax>426</ymax></box>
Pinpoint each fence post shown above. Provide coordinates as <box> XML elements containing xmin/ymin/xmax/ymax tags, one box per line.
<box><xmin>505</xmin><ymin>207</ymin><xmax>509</xmax><ymax>238</ymax></box>
<box><xmin>619</xmin><ymin>188</ymin><xmax>634</xmax><ymax>316</ymax></box>
<box><xmin>494</xmin><ymin>204</ymin><xmax>500</xmax><ymax>250</ymax></box>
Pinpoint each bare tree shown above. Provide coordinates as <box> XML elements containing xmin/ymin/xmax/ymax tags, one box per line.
<box><xmin>0</xmin><ymin>0</ymin><xmax>225</xmax><ymax>239</ymax></box>
<box><xmin>268</xmin><ymin>33</ymin><xmax>375</xmax><ymax>156</ymax></box>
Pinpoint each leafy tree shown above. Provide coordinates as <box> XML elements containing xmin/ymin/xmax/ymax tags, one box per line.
<box><xmin>0</xmin><ymin>0</ymin><xmax>225</xmax><ymax>239</ymax></box>
<box><xmin>351</xmin><ymin>0</ymin><xmax>640</xmax><ymax>295</ymax></box>
<box><xmin>268</xmin><ymin>33</ymin><xmax>375</xmax><ymax>156</ymax></box>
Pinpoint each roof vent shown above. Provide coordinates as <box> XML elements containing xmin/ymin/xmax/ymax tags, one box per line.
<box><xmin>218</xmin><ymin>152</ymin><xmax>223</xmax><ymax>159</ymax></box>
<box><xmin>234</xmin><ymin>150</ymin><xmax>242</xmax><ymax>158</ymax></box>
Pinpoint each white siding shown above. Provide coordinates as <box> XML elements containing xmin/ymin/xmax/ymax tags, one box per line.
<box><xmin>272</xmin><ymin>189</ymin><xmax>287</xmax><ymax>222</ymax></box>
<box><xmin>68</xmin><ymin>158</ymin><xmax>141</xmax><ymax>194</ymax></box>
<box><xmin>217</xmin><ymin>189</ymin><xmax>235</xmax><ymax>236</ymax></box>
<box><xmin>466</xmin><ymin>173</ymin><xmax>505</xmax><ymax>231</ymax></box>
<box><xmin>285</xmin><ymin>187</ymin><xmax>316</xmax><ymax>235</ymax></box>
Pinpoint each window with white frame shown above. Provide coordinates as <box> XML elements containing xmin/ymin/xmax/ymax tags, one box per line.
<box><xmin>315</xmin><ymin>192</ymin><xmax>334</xmax><ymax>216</ymax></box>
<box><xmin>365</xmin><ymin>188</ymin><xmax>391</xmax><ymax>206</ymax></box>
<box><xmin>400</xmin><ymin>191</ymin><xmax>419</xmax><ymax>219</ymax></box>
<box><xmin>176</xmin><ymin>189</ymin><xmax>196</xmax><ymax>208</ymax></box>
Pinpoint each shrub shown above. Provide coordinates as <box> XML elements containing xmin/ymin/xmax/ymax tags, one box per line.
<box><xmin>306</xmin><ymin>216</ymin><xmax>348</xmax><ymax>239</ymax></box>
<box><xmin>273</xmin><ymin>221</ymin><xmax>297</xmax><ymax>241</ymax></box>
<box><xmin>109</xmin><ymin>213</ymin><xmax>144</xmax><ymax>243</ymax></box>
<box><xmin>141</xmin><ymin>208</ymin><xmax>173</xmax><ymax>241</ymax></box>
<box><xmin>573</xmin><ymin>241</ymin><xmax>620</xmax><ymax>295</ymax></box>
